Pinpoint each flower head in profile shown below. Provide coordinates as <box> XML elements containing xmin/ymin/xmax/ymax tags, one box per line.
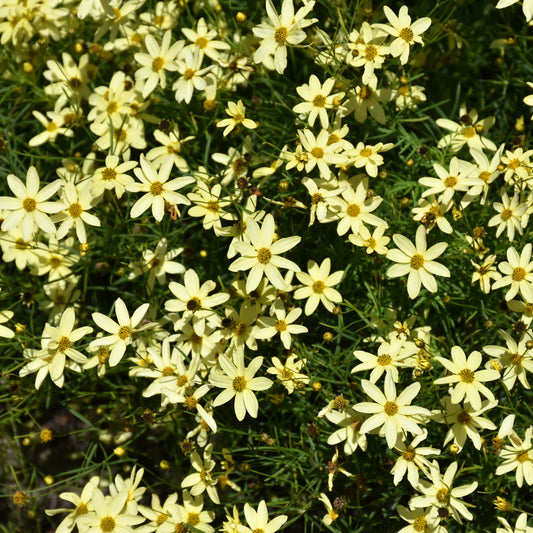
<box><xmin>386</xmin><ymin>225</ymin><xmax>450</xmax><ymax>299</ymax></box>
<box><xmin>239</xmin><ymin>500</ymin><xmax>288</xmax><ymax>533</ymax></box>
<box><xmin>210</xmin><ymin>350</ymin><xmax>273</xmax><ymax>421</ymax></box>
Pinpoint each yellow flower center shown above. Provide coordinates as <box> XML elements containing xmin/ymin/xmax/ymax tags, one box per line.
<box><xmin>359</xmin><ymin>148</ymin><xmax>373</xmax><ymax>157</ymax></box>
<box><xmin>311</xmin><ymin>192</ymin><xmax>324</xmax><ymax>204</ymax></box>
<box><xmin>187</xmin><ymin>513</ymin><xmax>200</xmax><ymax>526</ymax></box>
<box><xmin>312</xmin><ymin>280</ymin><xmax>325</xmax><ymax>293</ymax></box>
<box><xmin>508</xmin><ymin>159</ymin><xmax>520</xmax><ymax>170</ymax></box>
<box><xmin>399</xmin><ymin>27</ymin><xmax>414</xmax><ymax>42</ymax></box>
<box><xmin>461</xmin><ymin>126</ymin><xmax>476</xmax><ymax>138</ymax></box>
<box><xmin>365</xmin><ymin>237</ymin><xmax>377</xmax><ymax>249</ymax></box>
<box><xmin>413</xmin><ymin>515</ymin><xmax>427</xmax><ymax>532</ymax></box>
<box><xmin>274</xmin><ymin>26</ymin><xmax>288</xmax><ymax>44</ymax></box>
<box><xmin>459</xmin><ymin>368</ymin><xmax>475</xmax><ymax>383</ymax></box>
<box><xmin>16</xmin><ymin>238</ymin><xmax>29</xmax><ymax>250</ymax></box>
<box><xmin>150</xmin><ymin>181</ymin><xmax>164</xmax><ymax>195</ymax></box>
<box><xmin>377</xmin><ymin>354</ymin><xmax>392</xmax><ymax>366</ymax></box>
<box><xmin>57</xmin><ymin>336</ymin><xmax>71</xmax><ymax>352</ymax></box>
<box><xmin>479</xmin><ymin>170</ymin><xmax>491</xmax><ymax>183</ymax></box>
<box><xmin>233</xmin><ymin>321</ymin><xmax>246</xmax><ymax>336</ymax></box>
<box><xmin>177</xmin><ymin>374</ymin><xmax>188</xmax><ymax>386</ymax></box>
<box><xmin>444</xmin><ymin>176</ymin><xmax>458</xmax><ymax>188</ymax></box>
<box><xmin>311</xmin><ymin>147</ymin><xmax>324</xmax><ymax>159</ymax></box>
<box><xmin>184</xmin><ymin>68</ymin><xmax>195</xmax><ymax>80</ymax></box>
<box><xmin>162</xmin><ymin>366</ymin><xmax>174</xmax><ymax>376</ymax></box>
<box><xmin>23</xmin><ymin>198</ymin><xmax>36</xmax><ymax>212</ymax></box>
<box><xmin>384</xmin><ymin>401</ymin><xmax>398</xmax><ymax>416</ymax></box>
<box><xmin>75</xmin><ymin>502</ymin><xmax>88</xmax><ymax>516</ymax></box>
<box><xmin>175</xmin><ymin>524</ymin><xmax>188</xmax><ymax>533</ymax></box>
<box><xmin>275</xmin><ymin>319</ymin><xmax>287</xmax><ymax>332</ymax></box>
<box><xmin>257</xmin><ymin>247</ymin><xmax>272</xmax><ymax>264</ymax></box>
<box><xmin>156</xmin><ymin>514</ymin><xmax>168</xmax><ymax>525</ymax></box>
<box><xmin>233</xmin><ymin>376</ymin><xmax>247</xmax><ymax>392</ymax></box>
<box><xmin>98</xmin><ymin>347</ymin><xmax>110</xmax><ymax>363</ymax></box>
<box><xmin>49</xmin><ymin>256</ymin><xmax>62</xmax><ymax>268</ymax></box>
<box><xmin>312</xmin><ymin>94</ymin><xmax>326</xmax><ymax>107</ymax></box>
<box><xmin>107</xmin><ymin>101</ymin><xmax>118</xmax><ymax>114</ymax></box>
<box><xmin>402</xmin><ymin>448</ymin><xmax>416</xmax><ymax>461</ymax></box>
<box><xmin>68</xmin><ymin>202</ymin><xmax>83</xmax><ymax>218</ymax></box>
<box><xmin>346</xmin><ymin>203</ymin><xmax>360</xmax><ymax>217</ymax></box>
<box><xmin>333</xmin><ymin>394</ymin><xmax>347</xmax><ymax>410</ymax></box>
<box><xmin>501</xmin><ymin>208</ymin><xmax>513</xmax><ymax>220</ymax></box>
<box><xmin>100</xmin><ymin>516</ymin><xmax>116</xmax><ymax>532</ymax></box>
<box><xmin>364</xmin><ymin>44</ymin><xmax>378</xmax><ymax>60</ymax></box>
<box><xmin>512</xmin><ymin>267</ymin><xmax>526</xmax><ymax>282</ymax></box>
<box><xmin>206</xmin><ymin>201</ymin><xmax>220</xmax><ymax>212</ymax></box>
<box><xmin>436</xmin><ymin>487</ymin><xmax>449</xmax><ymax>503</ymax></box>
<box><xmin>102</xmin><ymin>168</ymin><xmax>117</xmax><ymax>181</ymax></box>
<box><xmin>118</xmin><ymin>325</ymin><xmax>131</xmax><ymax>340</ymax></box>
<box><xmin>359</xmin><ymin>86</ymin><xmax>372</xmax><ymax>99</ymax></box>
<box><xmin>152</xmin><ymin>57</ymin><xmax>165</xmax><ymax>71</ymax></box>
<box><xmin>195</xmin><ymin>37</ymin><xmax>208</xmax><ymax>49</ymax></box>
<box><xmin>46</xmin><ymin>122</ymin><xmax>59</xmax><ymax>132</ymax></box>
<box><xmin>410</xmin><ymin>254</ymin><xmax>425</xmax><ymax>270</ymax></box>
<box><xmin>184</xmin><ymin>396</ymin><xmax>197</xmax><ymax>410</ymax></box>
<box><xmin>457</xmin><ymin>410</ymin><xmax>471</xmax><ymax>425</ymax></box>
<box><xmin>517</xmin><ymin>450</ymin><xmax>530</xmax><ymax>463</ymax></box>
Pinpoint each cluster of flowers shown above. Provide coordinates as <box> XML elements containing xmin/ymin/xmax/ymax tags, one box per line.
<box><xmin>45</xmin><ymin>465</ymin><xmax>288</xmax><ymax>533</ymax></box>
<box><xmin>1</xmin><ymin>0</ymin><xmax>533</xmax><ymax>531</ymax></box>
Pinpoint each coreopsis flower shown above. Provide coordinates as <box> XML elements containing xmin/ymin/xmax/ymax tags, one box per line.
<box><xmin>419</xmin><ymin>157</ymin><xmax>479</xmax><ymax>205</ymax></box>
<box><xmin>252</xmin><ymin>0</ymin><xmax>317</xmax><ymax>74</ymax></box>
<box><xmin>187</xmin><ymin>182</ymin><xmax>236</xmax><ymax>231</ymax></box>
<box><xmin>182</xmin><ymin>17</ymin><xmax>230</xmax><ymax>61</ymax></box>
<box><xmin>266</xmin><ymin>354</ymin><xmax>310</xmax><ymax>393</ymax></box>
<box><xmin>341</xmin><ymin>80</ymin><xmax>392</xmax><ymax>124</ymax></box>
<box><xmin>354</xmin><ymin>376</ymin><xmax>431</xmax><ymax>448</ymax></box>
<box><xmin>501</xmin><ymin>147</ymin><xmax>533</xmax><ymax>186</ymax></box>
<box><xmin>175</xmin><ymin>490</ymin><xmax>215</xmax><ymax>533</ymax></box>
<box><xmin>352</xmin><ymin>337</ymin><xmax>417</xmax><ymax>383</ymax></box>
<box><xmin>146</xmin><ymin>127</ymin><xmax>193</xmax><ymax>171</ymax></box>
<box><xmin>433</xmin><ymin>346</ymin><xmax>499</xmax><ymax>411</ymax></box>
<box><xmin>90</xmin><ymin>297</ymin><xmax>150</xmax><ymax>367</ymax></box>
<box><xmin>239</xmin><ymin>500</ymin><xmax>287</xmax><ymax>533</ymax></box>
<box><xmin>492</xmin><ymin>244</ymin><xmax>533</xmax><ymax>301</ymax></box>
<box><xmin>396</xmin><ymin>505</ymin><xmax>443</xmax><ymax>533</ymax></box>
<box><xmin>433</xmin><ymin>396</ymin><xmax>497</xmax><ymax>451</ymax></box>
<box><xmin>109</xmin><ymin>466</ymin><xmax>146</xmax><ymax>515</ymax></box>
<box><xmin>436</xmin><ymin>106</ymin><xmax>497</xmax><ymax>153</ymax></box>
<box><xmin>173</xmin><ymin>47</ymin><xmax>213</xmax><ymax>104</ymax></box>
<box><xmin>411</xmin><ymin>196</ymin><xmax>453</xmax><ymax>234</ymax></box>
<box><xmin>319</xmin><ymin>493</ymin><xmax>339</xmax><ymax>526</ymax></box>
<box><xmin>325</xmin><ymin>406</ymin><xmax>367</xmax><ymax>455</ymax></box>
<box><xmin>488</xmin><ymin>189</ymin><xmax>528</xmax><ymax>241</ymax></box>
<box><xmin>209</xmin><ymin>350</ymin><xmax>273</xmax><ymax>421</ymax></box>
<box><xmin>409</xmin><ymin>461</ymin><xmax>478</xmax><ymax>523</ymax></box>
<box><xmin>91</xmin><ymin>154</ymin><xmax>137</xmax><ymax>199</ymax></box>
<box><xmin>54</xmin><ymin>182</ymin><xmax>101</xmax><ymax>243</ymax></box>
<box><xmin>165</xmin><ymin>268</ymin><xmax>229</xmax><ymax>327</ymax></box>
<box><xmin>293</xmin><ymin>257</ymin><xmax>344</xmax><ymax>315</ymax></box>
<box><xmin>228</xmin><ymin>213</ymin><xmax>300</xmax><ymax>293</ymax></box>
<box><xmin>297</xmin><ymin>128</ymin><xmax>347</xmax><ymax>180</ymax></box>
<box><xmin>386</xmin><ymin>225</ymin><xmax>450</xmax><ymax>299</ymax></box>
<box><xmin>483</xmin><ymin>330</ymin><xmax>533</xmax><ymax>390</ymax></box>
<box><xmin>349</xmin><ymin>223</ymin><xmax>390</xmax><ymax>254</ymax></box>
<box><xmin>470</xmin><ymin>254</ymin><xmax>501</xmax><ymax>294</ymax></box>
<box><xmin>301</xmin><ymin>177</ymin><xmax>343</xmax><ymax>225</ymax></box>
<box><xmin>0</xmin><ymin>166</ymin><xmax>63</xmax><ymax>241</ymax></box>
<box><xmin>345</xmin><ymin>141</ymin><xmax>394</xmax><ymax>178</ymax></box>
<box><xmin>33</xmin><ymin>236</ymin><xmax>79</xmax><ymax>282</ymax></box>
<box><xmin>220</xmin><ymin>302</ymin><xmax>260</xmax><ymax>351</ymax></box>
<box><xmin>331</xmin><ymin>177</ymin><xmax>385</xmax><ymax>236</ymax></box>
<box><xmin>496</xmin><ymin>425</ymin><xmax>533</xmax><ymax>488</ymax></box>
<box><xmin>496</xmin><ymin>0</ymin><xmax>533</xmax><ymax>22</ymax></box>
<box><xmin>76</xmin><ymin>487</ymin><xmax>145</xmax><ymax>532</ymax></box>
<box><xmin>181</xmin><ymin>445</ymin><xmax>220</xmax><ymax>504</ymax></box>
<box><xmin>254</xmin><ymin>299</ymin><xmax>308</xmax><ymax>349</ymax></box>
<box><xmin>376</xmin><ymin>5</ymin><xmax>432</xmax><ymax>64</ymax></box>
<box><xmin>137</xmin><ymin>493</ymin><xmax>179</xmax><ymax>533</ymax></box>
<box><xmin>497</xmin><ymin>512</ymin><xmax>533</xmax><ymax>533</ymax></box>
<box><xmin>45</xmin><ymin>476</ymin><xmax>100</xmax><ymax>533</ymax></box>
<box><xmin>134</xmin><ymin>29</ymin><xmax>183</xmax><ymax>98</ymax></box>
<box><xmin>216</xmin><ymin>100</ymin><xmax>257</xmax><ymax>136</ymax></box>
<box><xmin>127</xmin><ymin>155</ymin><xmax>194</xmax><ymax>222</ymax></box>
<box><xmin>292</xmin><ymin>75</ymin><xmax>343</xmax><ymax>128</ymax></box>
<box><xmin>28</xmin><ymin>109</ymin><xmax>75</xmax><ymax>147</ymax></box>
<box><xmin>390</xmin><ymin>430</ymin><xmax>440</xmax><ymax>487</ymax></box>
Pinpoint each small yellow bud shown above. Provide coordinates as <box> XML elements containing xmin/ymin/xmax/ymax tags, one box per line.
<box><xmin>452</xmin><ymin>206</ymin><xmax>462</xmax><ymax>220</ymax></box>
<box><xmin>160</xmin><ymin>459</ymin><xmax>170</xmax><ymax>470</ymax></box>
<box><xmin>449</xmin><ymin>443</ymin><xmax>460</xmax><ymax>454</ymax></box>
<box><xmin>515</xmin><ymin>116</ymin><xmax>525</xmax><ymax>132</ymax></box>
<box><xmin>44</xmin><ymin>475</ymin><xmax>54</xmax><ymax>485</ymax></box>
<box><xmin>114</xmin><ymin>446</ymin><xmax>126</xmax><ymax>457</ymax></box>
<box><xmin>406</xmin><ymin>158</ymin><xmax>415</xmax><ymax>167</ymax></box>
<box><xmin>79</xmin><ymin>243</ymin><xmax>90</xmax><ymax>256</ymax></box>
<box><xmin>23</xmin><ymin>62</ymin><xmax>33</xmax><ymax>73</ymax></box>
<box><xmin>203</xmin><ymin>99</ymin><xmax>216</xmax><ymax>111</ymax></box>
<box><xmin>40</xmin><ymin>429</ymin><xmax>53</xmax><ymax>443</ymax></box>
<box><xmin>312</xmin><ymin>381</ymin><xmax>322</xmax><ymax>391</ymax></box>
<box><xmin>13</xmin><ymin>491</ymin><xmax>28</xmax><ymax>507</ymax></box>
<box><xmin>15</xmin><ymin>323</ymin><xmax>26</xmax><ymax>334</ymax></box>
<box><xmin>278</xmin><ymin>180</ymin><xmax>289</xmax><ymax>191</ymax></box>
<box><xmin>199</xmin><ymin>249</ymin><xmax>208</xmax><ymax>258</ymax></box>
<box><xmin>494</xmin><ymin>496</ymin><xmax>512</xmax><ymax>512</ymax></box>
<box><xmin>75</xmin><ymin>42</ymin><xmax>84</xmax><ymax>53</ymax></box>
<box><xmin>235</xmin><ymin>11</ymin><xmax>247</xmax><ymax>22</ymax></box>
<box><xmin>22</xmin><ymin>437</ymin><xmax>31</xmax><ymax>446</ymax></box>
<box><xmin>323</xmin><ymin>331</ymin><xmax>333</xmax><ymax>342</ymax></box>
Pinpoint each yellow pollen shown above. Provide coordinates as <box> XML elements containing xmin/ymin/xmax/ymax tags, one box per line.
<box><xmin>98</xmin><ymin>347</ymin><xmax>110</xmax><ymax>363</ymax></box>
<box><xmin>233</xmin><ymin>322</ymin><xmax>246</xmax><ymax>336</ymax></box>
<box><xmin>49</xmin><ymin>256</ymin><xmax>62</xmax><ymax>268</ymax></box>
<box><xmin>46</xmin><ymin>122</ymin><xmax>58</xmax><ymax>132</ymax></box>
<box><xmin>57</xmin><ymin>336</ymin><xmax>71</xmax><ymax>352</ymax></box>
<box><xmin>118</xmin><ymin>325</ymin><xmax>131</xmax><ymax>340</ymax></box>
<box><xmin>16</xmin><ymin>239</ymin><xmax>29</xmax><ymax>249</ymax></box>
<box><xmin>312</xmin><ymin>280</ymin><xmax>325</xmax><ymax>293</ymax></box>
<box><xmin>399</xmin><ymin>27</ymin><xmax>414</xmax><ymax>42</ymax></box>
<box><xmin>500</xmin><ymin>208</ymin><xmax>513</xmax><ymax>220</ymax></box>
<box><xmin>384</xmin><ymin>401</ymin><xmax>398</xmax><ymax>416</ymax></box>
<box><xmin>150</xmin><ymin>181</ymin><xmax>164</xmax><ymax>195</ymax></box>
<box><xmin>479</xmin><ymin>171</ymin><xmax>491</xmax><ymax>183</ymax></box>
<box><xmin>410</xmin><ymin>254</ymin><xmax>425</xmax><ymax>269</ymax></box>
<box><xmin>359</xmin><ymin>86</ymin><xmax>372</xmax><ymax>99</ymax></box>
<box><xmin>152</xmin><ymin>57</ymin><xmax>165</xmax><ymax>71</ymax></box>
<box><xmin>512</xmin><ymin>267</ymin><xmax>526</xmax><ymax>281</ymax></box>
<box><xmin>458</xmin><ymin>368</ymin><xmax>475</xmax><ymax>383</ymax></box>
<box><xmin>333</xmin><ymin>394</ymin><xmax>347</xmax><ymax>410</ymax></box>
<box><xmin>233</xmin><ymin>376</ymin><xmax>247</xmax><ymax>392</ymax></box>
<box><xmin>156</xmin><ymin>514</ymin><xmax>168</xmax><ymax>525</ymax></box>
<box><xmin>444</xmin><ymin>176</ymin><xmax>458</xmax><ymax>188</ymax></box>
<box><xmin>398</xmin><ymin>85</ymin><xmax>410</xmax><ymax>95</ymax></box>
<box><xmin>257</xmin><ymin>247</ymin><xmax>272</xmax><ymax>264</ymax></box>
<box><xmin>68</xmin><ymin>202</ymin><xmax>83</xmax><ymax>218</ymax></box>
<box><xmin>100</xmin><ymin>516</ymin><xmax>116</xmax><ymax>532</ymax></box>
<box><xmin>187</xmin><ymin>513</ymin><xmax>200</xmax><ymax>526</ymax></box>
<box><xmin>364</xmin><ymin>44</ymin><xmax>378</xmax><ymax>60</ymax></box>
<box><xmin>311</xmin><ymin>192</ymin><xmax>324</xmax><ymax>204</ymax></box>
<box><xmin>461</xmin><ymin>125</ymin><xmax>476</xmax><ymax>138</ymax></box>
<box><xmin>359</xmin><ymin>148</ymin><xmax>373</xmax><ymax>157</ymax></box>
<box><xmin>377</xmin><ymin>354</ymin><xmax>392</xmax><ymax>366</ymax></box>
<box><xmin>517</xmin><ymin>450</ymin><xmax>530</xmax><ymax>463</ymax></box>
<box><xmin>102</xmin><ymin>168</ymin><xmax>117</xmax><ymax>181</ymax></box>
<box><xmin>413</xmin><ymin>516</ymin><xmax>427</xmax><ymax>532</ymax></box>
<box><xmin>346</xmin><ymin>203</ymin><xmax>360</xmax><ymax>217</ymax></box>
<box><xmin>206</xmin><ymin>201</ymin><xmax>220</xmax><ymax>212</ymax></box>
<box><xmin>510</xmin><ymin>353</ymin><xmax>522</xmax><ymax>365</ymax></box>
<box><xmin>113</xmin><ymin>129</ymin><xmax>127</xmax><ymax>142</ymax></box>
<box><xmin>275</xmin><ymin>319</ymin><xmax>287</xmax><ymax>332</ymax></box>
<box><xmin>274</xmin><ymin>26</ymin><xmax>288</xmax><ymax>44</ymax></box>
<box><xmin>508</xmin><ymin>159</ymin><xmax>520</xmax><ymax>170</ymax></box>
<box><xmin>177</xmin><ymin>374</ymin><xmax>188</xmax><ymax>386</ymax></box>
<box><xmin>311</xmin><ymin>147</ymin><xmax>324</xmax><ymax>159</ymax></box>
<box><xmin>23</xmin><ymin>198</ymin><xmax>36</xmax><ymax>212</ymax></box>
<box><xmin>312</xmin><ymin>94</ymin><xmax>326</xmax><ymax>107</ymax></box>
<box><xmin>253</xmin><ymin>529</ymin><xmax>265</xmax><ymax>533</ymax></box>
<box><xmin>184</xmin><ymin>68</ymin><xmax>195</xmax><ymax>80</ymax></box>
<box><xmin>75</xmin><ymin>502</ymin><xmax>88</xmax><ymax>516</ymax></box>
<box><xmin>113</xmin><ymin>7</ymin><xmax>121</xmax><ymax>19</ymax></box>
<box><xmin>402</xmin><ymin>449</ymin><xmax>416</xmax><ymax>461</ymax></box>
<box><xmin>328</xmin><ymin>134</ymin><xmax>339</xmax><ymax>144</ymax></box>
<box><xmin>175</xmin><ymin>524</ymin><xmax>188</xmax><ymax>533</ymax></box>
<box><xmin>436</xmin><ymin>487</ymin><xmax>449</xmax><ymax>503</ymax></box>
<box><xmin>107</xmin><ymin>101</ymin><xmax>118</xmax><ymax>113</ymax></box>
<box><xmin>195</xmin><ymin>36</ymin><xmax>208</xmax><ymax>48</ymax></box>
<box><xmin>365</xmin><ymin>237</ymin><xmax>377</xmax><ymax>249</ymax></box>
<box><xmin>281</xmin><ymin>368</ymin><xmax>293</xmax><ymax>379</ymax></box>
<box><xmin>184</xmin><ymin>396</ymin><xmax>197</xmax><ymax>410</ymax></box>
